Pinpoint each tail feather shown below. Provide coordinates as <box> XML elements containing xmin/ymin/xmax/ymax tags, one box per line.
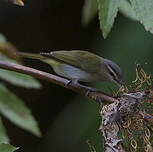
<box><xmin>18</xmin><ymin>52</ymin><xmax>45</xmax><ymax>60</ymax></box>
<box><xmin>17</xmin><ymin>52</ymin><xmax>60</xmax><ymax>66</ymax></box>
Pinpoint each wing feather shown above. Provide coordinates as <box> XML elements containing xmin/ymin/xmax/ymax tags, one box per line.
<box><xmin>44</xmin><ymin>50</ymin><xmax>103</xmax><ymax>73</ymax></box>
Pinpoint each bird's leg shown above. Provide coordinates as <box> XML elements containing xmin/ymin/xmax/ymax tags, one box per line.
<box><xmin>65</xmin><ymin>79</ymin><xmax>79</xmax><ymax>88</ymax></box>
<box><xmin>85</xmin><ymin>87</ymin><xmax>98</xmax><ymax>97</ymax></box>
<box><xmin>65</xmin><ymin>79</ymin><xmax>98</xmax><ymax>96</ymax></box>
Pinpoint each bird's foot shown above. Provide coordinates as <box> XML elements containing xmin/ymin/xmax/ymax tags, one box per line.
<box><xmin>85</xmin><ymin>87</ymin><xmax>98</xmax><ymax>97</ymax></box>
<box><xmin>65</xmin><ymin>79</ymin><xmax>98</xmax><ymax>96</ymax></box>
<box><xmin>65</xmin><ymin>79</ymin><xmax>79</xmax><ymax>88</ymax></box>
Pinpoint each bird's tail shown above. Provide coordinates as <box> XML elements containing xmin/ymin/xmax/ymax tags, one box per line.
<box><xmin>18</xmin><ymin>52</ymin><xmax>45</xmax><ymax>60</ymax></box>
<box><xmin>17</xmin><ymin>52</ymin><xmax>60</xmax><ymax>66</ymax></box>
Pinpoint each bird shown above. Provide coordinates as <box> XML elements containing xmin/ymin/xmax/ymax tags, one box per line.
<box><xmin>18</xmin><ymin>50</ymin><xmax>124</xmax><ymax>87</ymax></box>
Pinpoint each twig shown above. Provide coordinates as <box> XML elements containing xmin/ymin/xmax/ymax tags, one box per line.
<box><xmin>0</xmin><ymin>60</ymin><xmax>117</xmax><ymax>103</ymax></box>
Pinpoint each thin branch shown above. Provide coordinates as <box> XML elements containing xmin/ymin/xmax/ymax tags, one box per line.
<box><xmin>0</xmin><ymin>60</ymin><xmax>117</xmax><ymax>103</ymax></box>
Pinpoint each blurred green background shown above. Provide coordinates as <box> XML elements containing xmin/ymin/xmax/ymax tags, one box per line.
<box><xmin>0</xmin><ymin>0</ymin><xmax>153</xmax><ymax>151</ymax></box>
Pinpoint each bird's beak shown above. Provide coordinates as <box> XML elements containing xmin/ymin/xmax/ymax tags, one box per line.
<box><xmin>119</xmin><ymin>79</ymin><xmax>126</xmax><ymax>86</ymax></box>
<box><xmin>115</xmin><ymin>79</ymin><xmax>126</xmax><ymax>87</ymax></box>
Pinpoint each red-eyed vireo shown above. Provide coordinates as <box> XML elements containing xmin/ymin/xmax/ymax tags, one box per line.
<box><xmin>18</xmin><ymin>50</ymin><xmax>124</xmax><ymax>86</ymax></box>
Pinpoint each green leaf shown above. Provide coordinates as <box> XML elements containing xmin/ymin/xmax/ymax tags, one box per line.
<box><xmin>0</xmin><ymin>144</ymin><xmax>19</xmax><ymax>152</ymax></box>
<box><xmin>97</xmin><ymin>0</ymin><xmax>120</xmax><ymax>38</ymax></box>
<box><xmin>82</xmin><ymin>0</ymin><xmax>98</xmax><ymax>25</ymax></box>
<box><xmin>0</xmin><ymin>69</ymin><xmax>41</xmax><ymax>89</ymax></box>
<box><xmin>0</xmin><ymin>35</ymin><xmax>6</xmax><ymax>43</ymax></box>
<box><xmin>0</xmin><ymin>84</ymin><xmax>41</xmax><ymax>136</ymax></box>
<box><xmin>119</xmin><ymin>0</ymin><xmax>137</xmax><ymax>21</ymax></box>
<box><xmin>0</xmin><ymin>54</ymin><xmax>41</xmax><ymax>89</ymax></box>
<box><xmin>0</xmin><ymin>118</ymin><xmax>9</xmax><ymax>144</ymax></box>
<box><xmin>130</xmin><ymin>0</ymin><xmax>153</xmax><ymax>33</ymax></box>
<box><xmin>0</xmin><ymin>34</ymin><xmax>41</xmax><ymax>89</ymax></box>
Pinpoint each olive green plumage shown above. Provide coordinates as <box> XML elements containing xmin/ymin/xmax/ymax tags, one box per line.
<box><xmin>18</xmin><ymin>50</ymin><xmax>123</xmax><ymax>86</ymax></box>
<box><xmin>47</xmin><ymin>50</ymin><xmax>102</xmax><ymax>73</ymax></box>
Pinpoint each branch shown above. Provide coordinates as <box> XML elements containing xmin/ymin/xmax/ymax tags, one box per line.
<box><xmin>0</xmin><ymin>60</ymin><xmax>117</xmax><ymax>103</ymax></box>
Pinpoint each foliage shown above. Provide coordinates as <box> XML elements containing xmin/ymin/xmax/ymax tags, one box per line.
<box><xmin>82</xmin><ymin>0</ymin><xmax>153</xmax><ymax>38</ymax></box>
<box><xmin>96</xmin><ymin>0</ymin><xmax>120</xmax><ymax>38</ymax></box>
<box><xmin>0</xmin><ymin>34</ymin><xmax>42</xmax><ymax>151</ymax></box>
<box><xmin>0</xmin><ymin>144</ymin><xmax>19</xmax><ymax>152</ymax></box>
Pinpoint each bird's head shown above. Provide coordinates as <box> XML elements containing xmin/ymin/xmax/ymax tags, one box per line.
<box><xmin>103</xmin><ymin>59</ymin><xmax>124</xmax><ymax>86</ymax></box>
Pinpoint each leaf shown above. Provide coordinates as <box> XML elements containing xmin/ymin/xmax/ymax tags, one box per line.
<box><xmin>119</xmin><ymin>0</ymin><xmax>137</xmax><ymax>21</ymax></box>
<box><xmin>0</xmin><ymin>34</ymin><xmax>41</xmax><ymax>89</ymax></box>
<box><xmin>0</xmin><ymin>69</ymin><xmax>41</xmax><ymax>89</ymax></box>
<box><xmin>0</xmin><ymin>144</ymin><xmax>19</xmax><ymax>152</ymax></box>
<box><xmin>0</xmin><ymin>118</ymin><xmax>9</xmax><ymax>144</ymax></box>
<box><xmin>97</xmin><ymin>0</ymin><xmax>120</xmax><ymax>38</ymax></box>
<box><xmin>0</xmin><ymin>35</ymin><xmax>6</xmax><ymax>44</ymax></box>
<box><xmin>8</xmin><ymin>0</ymin><xmax>24</xmax><ymax>6</ymax></box>
<box><xmin>0</xmin><ymin>84</ymin><xmax>41</xmax><ymax>137</ymax></box>
<box><xmin>0</xmin><ymin>55</ymin><xmax>41</xmax><ymax>89</ymax></box>
<box><xmin>0</xmin><ymin>34</ymin><xmax>20</xmax><ymax>62</ymax></box>
<box><xmin>130</xmin><ymin>0</ymin><xmax>153</xmax><ymax>33</ymax></box>
<box><xmin>82</xmin><ymin>0</ymin><xmax>98</xmax><ymax>25</ymax></box>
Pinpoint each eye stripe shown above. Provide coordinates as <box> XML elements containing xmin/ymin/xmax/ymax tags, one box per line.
<box><xmin>104</xmin><ymin>59</ymin><xmax>122</xmax><ymax>77</ymax></box>
<box><xmin>107</xmin><ymin>64</ymin><xmax>118</xmax><ymax>81</ymax></box>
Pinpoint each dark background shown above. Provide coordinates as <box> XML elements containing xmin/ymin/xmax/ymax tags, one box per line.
<box><xmin>0</xmin><ymin>0</ymin><xmax>153</xmax><ymax>151</ymax></box>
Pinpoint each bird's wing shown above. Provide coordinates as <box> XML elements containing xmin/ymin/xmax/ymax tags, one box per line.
<box><xmin>40</xmin><ymin>50</ymin><xmax>103</xmax><ymax>73</ymax></box>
